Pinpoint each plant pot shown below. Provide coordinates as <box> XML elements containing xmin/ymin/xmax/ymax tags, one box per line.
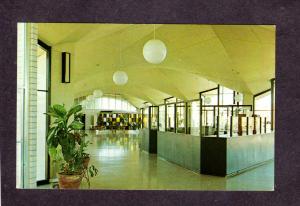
<box><xmin>57</xmin><ymin>172</ymin><xmax>83</xmax><ymax>189</ymax></box>
<box><xmin>83</xmin><ymin>156</ymin><xmax>90</xmax><ymax>169</ymax></box>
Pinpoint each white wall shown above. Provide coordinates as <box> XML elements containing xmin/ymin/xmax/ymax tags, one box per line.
<box><xmin>50</xmin><ymin>43</ymin><xmax>76</xmax><ymax>109</ymax></box>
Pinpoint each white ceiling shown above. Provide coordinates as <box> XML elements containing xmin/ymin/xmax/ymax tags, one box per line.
<box><xmin>38</xmin><ymin>23</ymin><xmax>275</xmax><ymax>107</ymax></box>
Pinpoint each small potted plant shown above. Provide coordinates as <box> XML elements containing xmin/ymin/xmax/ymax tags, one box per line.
<box><xmin>46</xmin><ymin>104</ymin><xmax>98</xmax><ymax>189</ymax></box>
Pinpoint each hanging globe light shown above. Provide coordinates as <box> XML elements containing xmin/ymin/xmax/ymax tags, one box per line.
<box><xmin>204</xmin><ymin>96</ymin><xmax>211</xmax><ymax>104</ymax></box>
<box><xmin>93</xmin><ymin>90</ymin><xmax>103</xmax><ymax>98</ymax></box>
<box><xmin>143</xmin><ymin>39</ymin><xmax>167</xmax><ymax>64</ymax></box>
<box><xmin>113</xmin><ymin>71</ymin><xmax>128</xmax><ymax>85</ymax></box>
<box><xmin>234</xmin><ymin>93</ymin><xmax>243</xmax><ymax>102</ymax></box>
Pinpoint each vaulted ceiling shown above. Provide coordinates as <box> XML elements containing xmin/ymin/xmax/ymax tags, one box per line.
<box><xmin>38</xmin><ymin>23</ymin><xmax>275</xmax><ymax>108</ymax></box>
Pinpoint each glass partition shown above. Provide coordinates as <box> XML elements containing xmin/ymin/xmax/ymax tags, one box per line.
<box><xmin>254</xmin><ymin>91</ymin><xmax>271</xmax><ymax>133</ymax></box>
<box><xmin>201</xmin><ymin>106</ymin><xmax>217</xmax><ymax>136</ymax></box>
<box><xmin>187</xmin><ymin>101</ymin><xmax>200</xmax><ymax>136</ymax></box>
<box><xmin>159</xmin><ymin>105</ymin><xmax>165</xmax><ymax>131</ymax></box>
<box><xmin>232</xmin><ymin>116</ymin><xmax>239</xmax><ymax>136</ymax></box>
<box><xmin>176</xmin><ymin>102</ymin><xmax>185</xmax><ymax>133</ymax></box>
<box><xmin>202</xmin><ymin>90</ymin><xmax>218</xmax><ymax>106</ymax></box>
<box><xmin>166</xmin><ymin>104</ymin><xmax>175</xmax><ymax>132</ymax></box>
<box><xmin>143</xmin><ymin>108</ymin><xmax>149</xmax><ymax>128</ymax></box>
<box><xmin>219</xmin><ymin>107</ymin><xmax>230</xmax><ymax>136</ymax></box>
<box><xmin>150</xmin><ymin>106</ymin><xmax>158</xmax><ymax>129</ymax></box>
<box><xmin>220</xmin><ymin>86</ymin><xmax>234</xmax><ymax>105</ymax></box>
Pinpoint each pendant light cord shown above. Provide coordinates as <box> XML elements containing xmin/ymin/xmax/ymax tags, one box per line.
<box><xmin>154</xmin><ymin>24</ymin><xmax>156</xmax><ymax>40</ymax></box>
<box><xmin>119</xmin><ymin>32</ymin><xmax>122</xmax><ymax>67</ymax></box>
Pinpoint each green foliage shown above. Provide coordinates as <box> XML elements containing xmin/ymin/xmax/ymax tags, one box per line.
<box><xmin>88</xmin><ymin>165</ymin><xmax>98</xmax><ymax>177</ymax></box>
<box><xmin>45</xmin><ymin>104</ymin><xmax>98</xmax><ymax>175</ymax></box>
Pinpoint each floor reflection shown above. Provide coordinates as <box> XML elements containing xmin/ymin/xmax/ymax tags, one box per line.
<box><xmin>78</xmin><ymin>130</ymin><xmax>274</xmax><ymax>191</ymax></box>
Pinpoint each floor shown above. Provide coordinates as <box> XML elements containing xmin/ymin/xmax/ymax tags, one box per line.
<box><xmin>39</xmin><ymin>130</ymin><xmax>274</xmax><ymax>191</ymax></box>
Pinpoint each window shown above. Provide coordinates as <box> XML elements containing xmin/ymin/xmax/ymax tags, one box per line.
<box><xmin>187</xmin><ymin>101</ymin><xmax>200</xmax><ymax>136</ymax></box>
<box><xmin>254</xmin><ymin>91</ymin><xmax>271</xmax><ymax>132</ymax></box>
<box><xmin>83</xmin><ymin>96</ymin><xmax>137</xmax><ymax>112</ymax></box>
<box><xmin>202</xmin><ymin>89</ymin><xmax>218</xmax><ymax>106</ymax></box>
<box><xmin>159</xmin><ymin>105</ymin><xmax>165</xmax><ymax>131</ymax></box>
<box><xmin>115</xmin><ymin>98</ymin><xmax>122</xmax><ymax>110</ymax></box>
<box><xmin>150</xmin><ymin>107</ymin><xmax>158</xmax><ymax>129</ymax></box>
<box><xmin>143</xmin><ymin>108</ymin><xmax>149</xmax><ymax>128</ymax></box>
<box><xmin>166</xmin><ymin>104</ymin><xmax>175</xmax><ymax>132</ymax></box>
<box><xmin>176</xmin><ymin>102</ymin><xmax>185</xmax><ymax>133</ymax></box>
<box><xmin>220</xmin><ymin>86</ymin><xmax>234</xmax><ymax>105</ymax></box>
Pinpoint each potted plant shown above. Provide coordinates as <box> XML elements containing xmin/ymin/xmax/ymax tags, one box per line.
<box><xmin>46</xmin><ymin>104</ymin><xmax>98</xmax><ymax>189</ymax></box>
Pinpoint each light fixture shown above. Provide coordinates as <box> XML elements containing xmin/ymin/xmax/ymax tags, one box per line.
<box><xmin>93</xmin><ymin>90</ymin><xmax>103</xmax><ymax>98</ymax></box>
<box><xmin>234</xmin><ymin>93</ymin><xmax>243</xmax><ymax>102</ymax></box>
<box><xmin>113</xmin><ymin>71</ymin><xmax>128</xmax><ymax>85</ymax></box>
<box><xmin>112</xmin><ymin>32</ymin><xmax>128</xmax><ymax>86</ymax></box>
<box><xmin>143</xmin><ymin>25</ymin><xmax>167</xmax><ymax>64</ymax></box>
<box><xmin>204</xmin><ymin>96</ymin><xmax>211</xmax><ymax>104</ymax></box>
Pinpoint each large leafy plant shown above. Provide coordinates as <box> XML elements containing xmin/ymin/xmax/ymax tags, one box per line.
<box><xmin>46</xmin><ymin>104</ymin><xmax>88</xmax><ymax>174</ymax></box>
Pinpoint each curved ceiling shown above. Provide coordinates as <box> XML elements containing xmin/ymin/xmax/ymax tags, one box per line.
<box><xmin>38</xmin><ymin>23</ymin><xmax>275</xmax><ymax>108</ymax></box>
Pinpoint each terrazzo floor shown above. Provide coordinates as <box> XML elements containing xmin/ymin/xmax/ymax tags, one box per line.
<box><xmin>38</xmin><ymin>130</ymin><xmax>274</xmax><ymax>191</ymax></box>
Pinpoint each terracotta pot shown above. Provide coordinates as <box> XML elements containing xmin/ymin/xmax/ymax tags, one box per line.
<box><xmin>83</xmin><ymin>156</ymin><xmax>90</xmax><ymax>169</ymax></box>
<box><xmin>57</xmin><ymin>172</ymin><xmax>83</xmax><ymax>189</ymax></box>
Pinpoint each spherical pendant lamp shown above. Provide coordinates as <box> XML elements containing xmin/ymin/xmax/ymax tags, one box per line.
<box><xmin>204</xmin><ymin>96</ymin><xmax>211</xmax><ymax>104</ymax></box>
<box><xmin>93</xmin><ymin>90</ymin><xmax>103</xmax><ymax>98</ymax></box>
<box><xmin>113</xmin><ymin>71</ymin><xmax>128</xmax><ymax>85</ymax></box>
<box><xmin>234</xmin><ymin>93</ymin><xmax>243</xmax><ymax>102</ymax></box>
<box><xmin>143</xmin><ymin>39</ymin><xmax>167</xmax><ymax>64</ymax></box>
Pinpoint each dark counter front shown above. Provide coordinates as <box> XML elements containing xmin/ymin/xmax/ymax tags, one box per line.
<box><xmin>201</xmin><ymin>133</ymin><xmax>274</xmax><ymax>176</ymax></box>
<box><xmin>201</xmin><ymin>137</ymin><xmax>227</xmax><ymax>176</ymax></box>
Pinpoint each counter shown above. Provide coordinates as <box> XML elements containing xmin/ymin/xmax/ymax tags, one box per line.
<box><xmin>157</xmin><ymin>131</ymin><xmax>200</xmax><ymax>172</ymax></box>
<box><xmin>201</xmin><ymin>133</ymin><xmax>274</xmax><ymax>176</ymax></box>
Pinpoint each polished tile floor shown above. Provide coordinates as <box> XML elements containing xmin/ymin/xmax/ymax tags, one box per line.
<box><xmin>42</xmin><ymin>130</ymin><xmax>274</xmax><ymax>190</ymax></box>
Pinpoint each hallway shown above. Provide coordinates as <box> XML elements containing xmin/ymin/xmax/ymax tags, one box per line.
<box><xmin>76</xmin><ymin>131</ymin><xmax>274</xmax><ymax>191</ymax></box>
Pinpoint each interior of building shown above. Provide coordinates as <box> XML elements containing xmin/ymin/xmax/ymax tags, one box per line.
<box><xmin>16</xmin><ymin>23</ymin><xmax>275</xmax><ymax>190</ymax></box>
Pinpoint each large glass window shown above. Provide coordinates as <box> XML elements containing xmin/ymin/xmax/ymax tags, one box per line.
<box><xmin>82</xmin><ymin>96</ymin><xmax>137</xmax><ymax>112</ymax></box>
<box><xmin>254</xmin><ymin>91</ymin><xmax>271</xmax><ymax>132</ymax></box>
<box><xmin>166</xmin><ymin>104</ymin><xmax>175</xmax><ymax>132</ymax></box>
<box><xmin>176</xmin><ymin>102</ymin><xmax>185</xmax><ymax>133</ymax></box>
<box><xmin>159</xmin><ymin>105</ymin><xmax>165</xmax><ymax>131</ymax></box>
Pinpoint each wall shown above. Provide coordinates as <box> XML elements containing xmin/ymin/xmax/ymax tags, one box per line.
<box><xmin>157</xmin><ymin>132</ymin><xmax>200</xmax><ymax>172</ymax></box>
<box><xmin>50</xmin><ymin>43</ymin><xmax>76</xmax><ymax>108</ymax></box>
